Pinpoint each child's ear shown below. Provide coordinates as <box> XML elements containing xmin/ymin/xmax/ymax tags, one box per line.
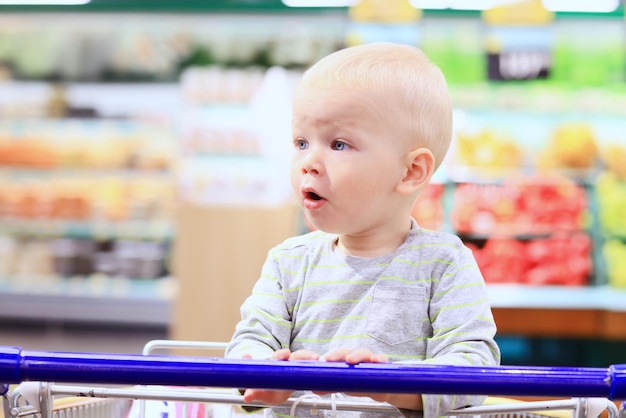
<box><xmin>395</xmin><ymin>148</ymin><xmax>435</xmax><ymax>196</ymax></box>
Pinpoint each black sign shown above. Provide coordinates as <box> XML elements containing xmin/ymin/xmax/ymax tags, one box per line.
<box><xmin>487</xmin><ymin>50</ymin><xmax>551</xmax><ymax>81</ymax></box>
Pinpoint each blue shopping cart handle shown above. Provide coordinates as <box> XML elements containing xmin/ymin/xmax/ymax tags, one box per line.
<box><xmin>1</xmin><ymin>346</ymin><xmax>626</xmax><ymax>400</ymax></box>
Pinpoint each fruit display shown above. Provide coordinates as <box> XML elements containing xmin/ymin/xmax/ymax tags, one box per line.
<box><xmin>0</xmin><ymin>120</ymin><xmax>174</xmax><ymax>171</ymax></box>
<box><xmin>454</xmin><ymin>128</ymin><xmax>525</xmax><ymax>170</ymax></box>
<box><xmin>0</xmin><ymin>175</ymin><xmax>174</xmax><ymax>225</ymax></box>
<box><xmin>452</xmin><ymin>174</ymin><xmax>588</xmax><ymax>236</ymax></box>
<box><xmin>450</xmin><ymin>169</ymin><xmax>596</xmax><ymax>286</ymax></box>
<box><xmin>595</xmin><ymin>172</ymin><xmax>626</xmax><ymax>237</ymax></box>
<box><xmin>536</xmin><ymin>123</ymin><xmax>599</xmax><ymax>171</ymax></box>
<box><xmin>603</xmin><ymin>239</ymin><xmax>626</xmax><ymax>288</ymax></box>
<box><xmin>0</xmin><ymin>120</ymin><xmax>176</xmax><ymax>226</ymax></box>
<box><xmin>594</xmin><ymin>171</ymin><xmax>626</xmax><ymax>289</ymax></box>
<box><xmin>467</xmin><ymin>233</ymin><xmax>592</xmax><ymax>286</ymax></box>
<box><xmin>0</xmin><ymin>118</ymin><xmax>175</xmax><ymax>289</ymax></box>
<box><xmin>449</xmin><ymin>107</ymin><xmax>626</xmax><ymax>289</ymax></box>
<box><xmin>602</xmin><ymin>142</ymin><xmax>626</xmax><ymax>180</ymax></box>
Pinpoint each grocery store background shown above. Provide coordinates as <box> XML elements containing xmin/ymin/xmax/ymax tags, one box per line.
<box><xmin>0</xmin><ymin>0</ymin><xmax>625</xmax><ymax>368</ymax></box>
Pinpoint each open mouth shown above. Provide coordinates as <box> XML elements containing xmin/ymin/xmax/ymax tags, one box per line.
<box><xmin>307</xmin><ymin>191</ymin><xmax>323</xmax><ymax>201</ymax></box>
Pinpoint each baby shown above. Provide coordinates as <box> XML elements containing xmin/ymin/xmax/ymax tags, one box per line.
<box><xmin>226</xmin><ymin>42</ymin><xmax>500</xmax><ymax>418</ymax></box>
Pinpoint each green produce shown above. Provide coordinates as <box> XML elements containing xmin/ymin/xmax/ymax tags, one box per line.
<box><xmin>603</xmin><ymin>239</ymin><xmax>626</xmax><ymax>288</ymax></box>
<box><xmin>596</xmin><ymin>172</ymin><xmax>626</xmax><ymax>237</ymax></box>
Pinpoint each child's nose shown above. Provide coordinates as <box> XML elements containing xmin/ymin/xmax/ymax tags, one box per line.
<box><xmin>301</xmin><ymin>149</ymin><xmax>322</xmax><ymax>175</ymax></box>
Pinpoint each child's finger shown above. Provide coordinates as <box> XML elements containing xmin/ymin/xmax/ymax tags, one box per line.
<box><xmin>322</xmin><ymin>348</ymin><xmax>352</xmax><ymax>362</ymax></box>
<box><xmin>242</xmin><ymin>388</ymin><xmax>260</xmax><ymax>403</ymax></box>
<box><xmin>344</xmin><ymin>349</ymin><xmax>375</xmax><ymax>364</ymax></box>
<box><xmin>271</xmin><ymin>349</ymin><xmax>292</xmax><ymax>360</ymax></box>
<box><xmin>370</xmin><ymin>353</ymin><xmax>388</xmax><ymax>363</ymax></box>
<box><xmin>243</xmin><ymin>389</ymin><xmax>291</xmax><ymax>405</ymax></box>
<box><xmin>289</xmin><ymin>350</ymin><xmax>320</xmax><ymax>360</ymax></box>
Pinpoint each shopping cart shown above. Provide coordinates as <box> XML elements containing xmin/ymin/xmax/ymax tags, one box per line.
<box><xmin>1</xmin><ymin>340</ymin><xmax>625</xmax><ymax>418</ymax></box>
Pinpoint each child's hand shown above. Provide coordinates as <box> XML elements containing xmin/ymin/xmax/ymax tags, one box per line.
<box><xmin>241</xmin><ymin>349</ymin><xmax>320</xmax><ymax>405</ymax></box>
<box><xmin>317</xmin><ymin>348</ymin><xmax>391</xmax><ymax>403</ymax></box>
<box><xmin>323</xmin><ymin>348</ymin><xmax>388</xmax><ymax>364</ymax></box>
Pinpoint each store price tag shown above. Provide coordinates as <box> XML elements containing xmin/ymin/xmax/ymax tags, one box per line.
<box><xmin>486</xmin><ymin>52</ymin><xmax>551</xmax><ymax>81</ymax></box>
<box><xmin>482</xmin><ymin>0</ymin><xmax>555</xmax><ymax>81</ymax></box>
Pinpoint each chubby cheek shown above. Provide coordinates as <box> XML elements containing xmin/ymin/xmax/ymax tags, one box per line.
<box><xmin>289</xmin><ymin>161</ymin><xmax>302</xmax><ymax>197</ymax></box>
<box><xmin>347</xmin><ymin>167</ymin><xmax>395</xmax><ymax>201</ymax></box>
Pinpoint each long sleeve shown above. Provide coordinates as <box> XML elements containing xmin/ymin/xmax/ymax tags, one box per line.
<box><xmin>419</xmin><ymin>244</ymin><xmax>500</xmax><ymax>418</ymax></box>
<box><xmin>225</xmin><ymin>248</ymin><xmax>292</xmax><ymax>360</ymax></box>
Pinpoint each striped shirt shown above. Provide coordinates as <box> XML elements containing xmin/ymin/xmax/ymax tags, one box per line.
<box><xmin>226</xmin><ymin>219</ymin><xmax>500</xmax><ymax>418</ymax></box>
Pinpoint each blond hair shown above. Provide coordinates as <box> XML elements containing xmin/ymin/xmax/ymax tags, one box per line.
<box><xmin>297</xmin><ymin>42</ymin><xmax>452</xmax><ymax>170</ymax></box>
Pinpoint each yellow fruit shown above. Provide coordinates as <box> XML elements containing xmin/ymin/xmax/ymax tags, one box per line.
<box><xmin>545</xmin><ymin>123</ymin><xmax>598</xmax><ymax>168</ymax></box>
<box><xmin>603</xmin><ymin>143</ymin><xmax>626</xmax><ymax>179</ymax></box>
<box><xmin>455</xmin><ymin>129</ymin><xmax>523</xmax><ymax>168</ymax></box>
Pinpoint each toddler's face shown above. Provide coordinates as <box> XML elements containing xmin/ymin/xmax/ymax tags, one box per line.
<box><xmin>290</xmin><ymin>85</ymin><xmax>409</xmax><ymax>235</ymax></box>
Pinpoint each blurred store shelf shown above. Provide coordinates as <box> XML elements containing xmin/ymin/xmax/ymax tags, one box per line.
<box><xmin>0</xmin><ymin>219</ymin><xmax>173</xmax><ymax>241</ymax></box>
<box><xmin>0</xmin><ymin>276</ymin><xmax>175</xmax><ymax>326</ymax></box>
<box><xmin>0</xmin><ymin>82</ymin><xmax>182</xmax><ymax>119</ymax></box>
<box><xmin>487</xmin><ymin>284</ymin><xmax>626</xmax><ymax>311</ymax></box>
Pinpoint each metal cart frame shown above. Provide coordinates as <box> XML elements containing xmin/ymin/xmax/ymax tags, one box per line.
<box><xmin>1</xmin><ymin>340</ymin><xmax>625</xmax><ymax>418</ymax></box>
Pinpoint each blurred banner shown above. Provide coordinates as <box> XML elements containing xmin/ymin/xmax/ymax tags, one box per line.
<box><xmin>346</xmin><ymin>0</ymin><xmax>422</xmax><ymax>46</ymax></box>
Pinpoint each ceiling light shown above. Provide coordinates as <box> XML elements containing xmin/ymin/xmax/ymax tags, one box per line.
<box><xmin>282</xmin><ymin>0</ymin><xmax>359</xmax><ymax>6</ymax></box>
<box><xmin>541</xmin><ymin>0</ymin><xmax>619</xmax><ymax>13</ymax></box>
<box><xmin>453</xmin><ymin>0</ymin><xmax>508</xmax><ymax>10</ymax></box>
<box><xmin>409</xmin><ymin>0</ymin><xmax>448</xmax><ymax>9</ymax></box>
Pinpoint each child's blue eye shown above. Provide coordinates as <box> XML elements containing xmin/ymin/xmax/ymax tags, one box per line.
<box><xmin>295</xmin><ymin>139</ymin><xmax>308</xmax><ymax>150</ymax></box>
<box><xmin>332</xmin><ymin>140</ymin><xmax>348</xmax><ymax>151</ymax></box>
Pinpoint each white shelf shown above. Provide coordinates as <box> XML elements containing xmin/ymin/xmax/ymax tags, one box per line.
<box><xmin>0</xmin><ymin>292</ymin><xmax>171</xmax><ymax>326</ymax></box>
<box><xmin>486</xmin><ymin>284</ymin><xmax>626</xmax><ymax>311</ymax></box>
<box><xmin>0</xmin><ymin>278</ymin><xmax>174</xmax><ymax>326</ymax></box>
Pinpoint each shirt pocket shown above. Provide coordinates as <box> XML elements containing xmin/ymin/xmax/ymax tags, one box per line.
<box><xmin>366</xmin><ymin>286</ymin><xmax>427</xmax><ymax>346</ymax></box>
